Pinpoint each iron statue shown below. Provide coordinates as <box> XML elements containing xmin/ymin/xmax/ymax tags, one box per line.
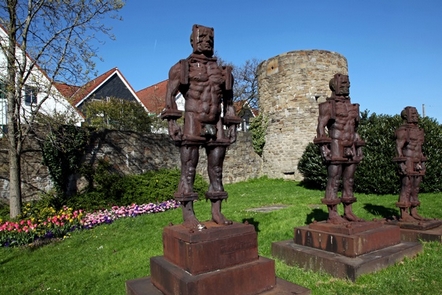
<box><xmin>161</xmin><ymin>24</ymin><xmax>240</xmax><ymax>230</ymax></box>
<box><xmin>393</xmin><ymin>106</ymin><xmax>427</xmax><ymax>221</ymax></box>
<box><xmin>314</xmin><ymin>73</ymin><xmax>365</xmax><ymax>224</ymax></box>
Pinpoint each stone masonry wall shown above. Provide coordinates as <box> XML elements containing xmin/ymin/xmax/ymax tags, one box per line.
<box><xmin>0</xmin><ymin>130</ymin><xmax>262</xmax><ymax>202</ymax></box>
<box><xmin>258</xmin><ymin>50</ymin><xmax>348</xmax><ymax>180</ymax></box>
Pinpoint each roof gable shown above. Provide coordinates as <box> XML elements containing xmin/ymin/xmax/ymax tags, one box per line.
<box><xmin>70</xmin><ymin>68</ymin><xmax>144</xmax><ymax>110</ymax></box>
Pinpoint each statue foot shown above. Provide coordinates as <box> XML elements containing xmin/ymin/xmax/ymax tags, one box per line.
<box><xmin>181</xmin><ymin>201</ymin><xmax>206</xmax><ymax>230</ymax></box>
<box><xmin>327</xmin><ymin>210</ymin><xmax>348</xmax><ymax>224</ymax></box>
<box><xmin>212</xmin><ymin>212</ymin><xmax>233</xmax><ymax>225</ymax></box>
<box><xmin>410</xmin><ymin>207</ymin><xmax>427</xmax><ymax>221</ymax></box>
<box><xmin>343</xmin><ymin>203</ymin><xmax>364</xmax><ymax>222</ymax></box>
<box><xmin>399</xmin><ymin>210</ymin><xmax>418</xmax><ymax>222</ymax></box>
<box><xmin>344</xmin><ymin>211</ymin><xmax>364</xmax><ymax>222</ymax></box>
<box><xmin>327</xmin><ymin>215</ymin><xmax>348</xmax><ymax>224</ymax></box>
<box><xmin>182</xmin><ymin>217</ymin><xmax>206</xmax><ymax>230</ymax></box>
<box><xmin>211</xmin><ymin>199</ymin><xmax>232</xmax><ymax>226</ymax></box>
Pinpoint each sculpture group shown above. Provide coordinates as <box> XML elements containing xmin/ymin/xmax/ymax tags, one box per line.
<box><xmin>127</xmin><ymin>23</ymin><xmax>439</xmax><ymax>294</ymax></box>
<box><xmin>162</xmin><ymin>24</ymin><xmax>433</xmax><ymax>229</ymax></box>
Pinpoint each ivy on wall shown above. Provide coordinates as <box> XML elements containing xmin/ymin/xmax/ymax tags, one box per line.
<box><xmin>41</xmin><ymin>125</ymin><xmax>89</xmax><ymax>204</ymax></box>
<box><xmin>249</xmin><ymin>113</ymin><xmax>268</xmax><ymax>157</ymax></box>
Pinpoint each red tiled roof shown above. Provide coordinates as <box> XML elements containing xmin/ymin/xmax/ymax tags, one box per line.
<box><xmin>137</xmin><ymin>80</ymin><xmax>168</xmax><ymax>114</ymax></box>
<box><xmin>233</xmin><ymin>100</ymin><xmax>259</xmax><ymax>116</ymax></box>
<box><xmin>53</xmin><ymin>82</ymin><xmax>79</xmax><ymax>99</ymax></box>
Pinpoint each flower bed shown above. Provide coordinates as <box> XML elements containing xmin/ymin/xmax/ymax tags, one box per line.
<box><xmin>0</xmin><ymin>200</ymin><xmax>180</xmax><ymax>247</ymax></box>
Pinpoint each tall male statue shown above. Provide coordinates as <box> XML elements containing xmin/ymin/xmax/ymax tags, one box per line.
<box><xmin>161</xmin><ymin>24</ymin><xmax>241</xmax><ymax>230</ymax></box>
<box><xmin>314</xmin><ymin>73</ymin><xmax>365</xmax><ymax>224</ymax></box>
<box><xmin>393</xmin><ymin>106</ymin><xmax>427</xmax><ymax>221</ymax></box>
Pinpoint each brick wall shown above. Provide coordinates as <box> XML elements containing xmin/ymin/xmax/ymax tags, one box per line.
<box><xmin>0</xmin><ymin>130</ymin><xmax>262</xmax><ymax>202</ymax></box>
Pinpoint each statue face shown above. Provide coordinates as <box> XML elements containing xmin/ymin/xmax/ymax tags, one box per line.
<box><xmin>191</xmin><ymin>25</ymin><xmax>214</xmax><ymax>56</ymax></box>
<box><xmin>407</xmin><ymin>107</ymin><xmax>419</xmax><ymax>123</ymax></box>
<box><xmin>335</xmin><ymin>74</ymin><xmax>350</xmax><ymax>96</ymax></box>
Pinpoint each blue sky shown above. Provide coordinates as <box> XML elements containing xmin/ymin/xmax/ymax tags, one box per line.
<box><xmin>95</xmin><ymin>0</ymin><xmax>442</xmax><ymax>122</ymax></box>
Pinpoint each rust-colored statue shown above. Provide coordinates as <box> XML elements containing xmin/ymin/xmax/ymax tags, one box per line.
<box><xmin>314</xmin><ymin>73</ymin><xmax>365</xmax><ymax>224</ymax></box>
<box><xmin>393</xmin><ymin>106</ymin><xmax>427</xmax><ymax>221</ymax></box>
<box><xmin>161</xmin><ymin>24</ymin><xmax>241</xmax><ymax>230</ymax></box>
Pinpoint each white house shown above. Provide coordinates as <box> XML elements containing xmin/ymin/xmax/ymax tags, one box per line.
<box><xmin>0</xmin><ymin>26</ymin><xmax>84</xmax><ymax>136</ymax></box>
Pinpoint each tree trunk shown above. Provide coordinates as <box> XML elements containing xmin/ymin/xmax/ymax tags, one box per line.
<box><xmin>8</xmin><ymin>138</ymin><xmax>21</xmax><ymax>218</ymax></box>
<box><xmin>6</xmin><ymin>0</ymin><xmax>21</xmax><ymax>219</ymax></box>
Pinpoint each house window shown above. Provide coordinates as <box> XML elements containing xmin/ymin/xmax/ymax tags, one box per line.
<box><xmin>0</xmin><ymin>82</ymin><xmax>5</xmax><ymax>100</ymax></box>
<box><xmin>24</xmin><ymin>86</ymin><xmax>38</xmax><ymax>106</ymax></box>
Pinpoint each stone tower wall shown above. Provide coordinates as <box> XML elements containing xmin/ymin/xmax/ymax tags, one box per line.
<box><xmin>257</xmin><ymin>50</ymin><xmax>348</xmax><ymax>180</ymax></box>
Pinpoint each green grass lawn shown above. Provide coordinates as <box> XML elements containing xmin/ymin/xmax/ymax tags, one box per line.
<box><xmin>1</xmin><ymin>177</ymin><xmax>442</xmax><ymax>294</ymax></box>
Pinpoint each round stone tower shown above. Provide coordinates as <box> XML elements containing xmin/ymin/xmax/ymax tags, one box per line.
<box><xmin>257</xmin><ymin>50</ymin><xmax>348</xmax><ymax>180</ymax></box>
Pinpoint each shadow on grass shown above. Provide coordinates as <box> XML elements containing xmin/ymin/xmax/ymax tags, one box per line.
<box><xmin>363</xmin><ymin>203</ymin><xmax>398</xmax><ymax>220</ymax></box>
<box><xmin>305</xmin><ymin>208</ymin><xmax>329</xmax><ymax>224</ymax></box>
<box><xmin>242</xmin><ymin>218</ymin><xmax>260</xmax><ymax>233</ymax></box>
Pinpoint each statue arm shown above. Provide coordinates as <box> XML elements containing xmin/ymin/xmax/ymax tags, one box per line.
<box><xmin>161</xmin><ymin>63</ymin><xmax>183</xmax><ymax>142</ymax></box>
<box><xmin>163</xmin><ymin>63</ymin><xmax>182</xmax><ymax>114</ymax></box>
<box><xmin>222</xmin><ymin>66</ymin><xmax>241</xmax><ymax>143</ymax></box>
<box><xmin>395</xmin><ymin>129</ymin><xmax>407</xmax><ymax>157</ymax></box>
<box><xmin>316</xmin><ymin>103</ymin><xmax>331</xmax><ymax>138</ymax></box>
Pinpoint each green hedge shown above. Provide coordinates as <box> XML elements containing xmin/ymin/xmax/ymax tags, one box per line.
<box><xmin>67</xmin><ymin>166</ymin><xmax>208</xmax><ymax>211</ymax></box>
<box><xmin>298</xmin><ymin>111</ymin><xmax>442</xmax><ymax>194</ymax></box>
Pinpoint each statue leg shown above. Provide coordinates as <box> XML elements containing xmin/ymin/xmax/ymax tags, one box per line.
<box><xmin>322</xmin><ymin>164</ymin><xmax>347</xmax><ymax>224</ymax></box>
<box><xmin>410</xmin><ymin>175</ymin><xmax>424</xmax><ymax>220</ymax></box>
<box><xmin>175</xmin><ymin>145</ymin><xmax>205</xmax><ymax>229</ymax></box>
<box><xmin>397</xmin><ymin>175</ymin><xmax>414</xmax><ymax>221</ymax></box>
<box><xmin>206</xmin><ymin>145</ymin><xmax>232</xmax><ymax>225</ymax></box>
<box><xmin>341</xmin><ymin>164</ymin><xmax>363</xmax><ymax>222</ymax></box>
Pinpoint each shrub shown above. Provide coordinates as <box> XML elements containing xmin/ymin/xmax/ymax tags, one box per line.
<box><xmin>119</xmin><ymin>169</ymin><xmax>207</xmax><ymax>205</ymax></box>
<box><xmin>297</xmin><ymin>143</ymin><xmax>327</xmax><ymax>190</ymax></box>
<box><xmin>419</xmin><ymin>116</ymin><xmax>442</xmax><ymax>192</ymax></box>
<box><xmin>354</xmin><ymin>111</ymin><xmax>401</xmax><ymax>194</ymax></box>
<box><xmin>68</xmin><ymin>167</ymin><xmax>208</xmax><ymax>211</ymax></box>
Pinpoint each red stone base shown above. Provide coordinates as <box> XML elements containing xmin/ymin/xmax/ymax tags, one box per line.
<box><xmin>400</xmin><ymin>224</ymin><xmax>442</xmax><ymax>242</ymax></box>
<box><xmin>150</xmin><ymin>255</ymin><xmax>276</xmax><ymax>295</ymax></box>
<box><xmin>126</xmin><ymin>277</ymin><xmax>311</xmax><ymax>295</ymax></box>
<box><xmin>272</xmin><ymin>240</ymin><xmax>422</xmax><ymax>281</ymax></box>
<box><xmin>294</xmin><ymin>221</ymin><xmax>401</xmax><ymax>257</ymax></box>
<box><xmin>163</xmin><ymin>221</ymin><xmax>258</xmax><ymax>275</ymax></box>
<box><xmin>126</xmin><ymin>221</ymin><xmax>310</xmax><ymax>294</ymax></box>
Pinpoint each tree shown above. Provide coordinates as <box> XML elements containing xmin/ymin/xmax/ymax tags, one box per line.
<box><xmin>84</xmin><ymin>97</ymin><xmax>152</xmax><ymax>132</ymax></box>
<box><xmin>232</xmin><ymin>58</ymin><xmax>261</xmax><ymax>109</ymax></box>
<box><xmin>0</xmin><ymin>0</ymin><xmax>124</xmax><ymax>218</ymax></box>
<box><xmin>216</xmin><ymin>56</ymin><xmax>261</xmax><ymax>110</ymax></box>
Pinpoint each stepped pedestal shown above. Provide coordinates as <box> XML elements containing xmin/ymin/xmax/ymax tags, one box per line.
<box><xmin>126</xmin><ymin>221</ymin><xmax>310</xmax><ymax>295</ymax></box>
<box><xmin>272</xmin><ymin>221</ymin><xmax>422</xmax><ymax>281</ymax></box>
<box><xmin>386</xmin><ymin>219</ymin><xmax>442</xmax><ymax>242</ymax></box>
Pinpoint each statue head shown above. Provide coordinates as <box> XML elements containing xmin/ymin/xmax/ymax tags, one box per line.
<box><xmin>401</xmin><ymin>106</ymin><xmax>419</xmax><ymax>124</ymax></box>
<box><xmin>190</xmin><ymin>24</ymin><xmax>214</xmax><ymax>57</ymax></box>
<box><xmin>329</xmin><ymin>73</ymin><xmax>350</xmax><ymax>98</ymax></box>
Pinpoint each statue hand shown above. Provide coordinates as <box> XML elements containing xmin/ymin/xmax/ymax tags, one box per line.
<box><xmin>399</xmin><ymin>162</ymin><xmax>407</xmax><ymax>175</ymax></box>
<box><xmin>320</xmin><ymin>145</ymin><xmax>331</xmax><ymax>161</ymax></box>
<box><xmin>168</xmin><ymin>120</ymin><xmax>182</xmax><ymax>141</ymax></box>
<box><xmin>227</xmin><ymin>125</ymin><xmax>237</xmax><ymax>143</ymax></box>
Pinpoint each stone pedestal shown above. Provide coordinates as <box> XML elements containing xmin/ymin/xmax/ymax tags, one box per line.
<box><xmin>272</xmin><ymin>221</ymin><xmax>422</xmax><ymax>281</ymax></box>
<box><xmin>386</xmin><ymin>219</ymin><xmax>442</xmax><ymax>242</ymax></box>
<box><xmin>126</xmin><ymin>221</ymin><xmax>310</xmax><ymax>295</ymax></box>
